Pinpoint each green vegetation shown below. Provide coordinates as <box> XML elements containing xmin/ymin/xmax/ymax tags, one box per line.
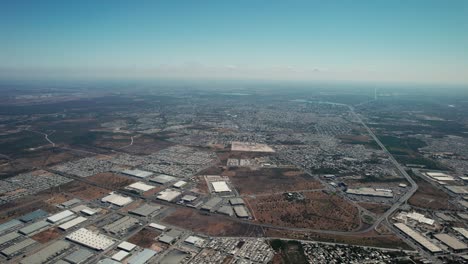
<box><xmin>270</xmin><ymin>239</ymin><xmax>308</xmax><ymax>264</ymax></box>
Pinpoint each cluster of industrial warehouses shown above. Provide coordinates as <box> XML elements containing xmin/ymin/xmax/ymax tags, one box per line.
<box><xmin>393</xmin><ymin>210</ymin><xmax>468</xmax><ymax>257</ymax></box>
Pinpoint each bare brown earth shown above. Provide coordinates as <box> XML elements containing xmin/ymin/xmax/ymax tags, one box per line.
<box><xmin>127</xmin><ymin>228</ymin><xmax>162</xmax><ymax>249</ymax></box>
<box><xmin>247</xmin><ymin>192</ymin><xmax>360</xmax><ymax>231</ymax></box>
<box><xmin>87</xmin><ymin>172</ymin><xmax>135</xmax><ymax>189</ymax></box>
<box><xmin>409</xmin><ymin>175</ymin><xmax>457</xmax><ymax>210</ymax></box>
<box><xmin>358</xmin><ymin>202</ymin><xmax>391</xmax><ymax>216</ymax></box>
<box><xmin>227</xmin><ymin>167</ymin><xmax>322</xmax><ymax>195</ymax></box>
<box><xmin>58</xmin><ymin>181</ymin><xmax>109</xmax><ymax>201</ymax></box>
<box><xmin>121</xmin><ymin>135</ymin><xmax>175</xmax><ymax>155</ymax></box>
<box><xmin>31</xmin><ymin>228</ymin><xmax>62</xmax><ymax>243</ymax></box>
<box><xmin>162</xmin><ymin>208</ymin><xmax>263</xmax><ymax>237</ymax></box>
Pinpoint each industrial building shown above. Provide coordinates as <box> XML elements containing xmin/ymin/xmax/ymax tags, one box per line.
<box><xmin>20</xmin><ymin>240</ymin><xmax>71</xmax><ymax>264</ymax></box>
<box><xmin>61</xmin><ymin>198</ymin><xmax>82</xmax><ymax>208</ymax></box>
<box><xmin>185</xmin><ymin>236</ymin><xmax>205</xmax><ymax>247</ymax></box>
<box><xmin>130</xmin><ymin>204</ymin><xmax>161</xmax><ymax>217</ymax></box>
<box><xmin>19</xmin><ymin>220</ymin><xmax>50</xmax><ymax>235</ymax></box>
<box><xmin>445</xmin><ymin>185</ymin><xmax>468</xmax><ymax>195</ymax></box>
<box><xmin>101</xmin><ymin>193</ymin><xmax>133</xmax><ymax>207</ymax></box>
<box><xmin>121</xmin><ymin>169</ymin><xmax>153</xmax><ymax>178</ymax></box>
<box><xmin>156</xmin><ymin>189</ymin><xmax>181</xmax><ymax>202</ymax></box>
<box><xmin>395</xmin><ymin>211</ymin><xmax>435</xmax><ymax>226</ymax></box>
<box><xmin>59</xmin><ymin>216</ymin><xmax>87</xmax><ymax>231</ymax></box>
<box><xmin>127</xmin><ymin>182</ymin><xmax>155</xmax><ymax>192</ymax></box>
<box><xmin>19</xmin><ymin>209</ymin><xmax>48</xmax><ymax>223</ymax></box>
<box><xmin>229</xmin><ymin>198</ymin><xmax>245</xmax><ymax>206</ymax></box>
<box><xmin>434</xmin><ymin>233</ymin><xmax>468</xmax><ymax>251</ymax></box>
<box><xmin>201</xmin><ymin>197</ymin><xmax>223</xmax><ymax>211</ymax></box>
<box><xmin>127</xmin><ymin>249</ymin><xmax>157</xmax><ymax>264</ymax></box>
<box><xmin>233</xmin><ymin>205</ymin><xmax>249</xmax><ymax>218</ymax></box>
<box><xmin>181</xmin><ymin>195</ymin><xmax>197</xmax><ymax>202</ymax></box>
<box><xmin>394</xmin><ymin>223</ymin><xmax>442</xmax><ymax>253</ymax></box>
<box><xmin>118</xmin><ymin>241</ymin><xmax>136</xmax><ymax>251</ymax></box>
<box><xmin>149</xmin><ymin>174</ymin><xmax>177</xmax><ymax>184</ymax></box>
<box><xmin>211</xmin><ymin>181</ymin><xmax>231</xmax><ymax>193</ymax></box>
<box><xmin>453</xmin><ymin>227</ymin><xmax>468</xmax><ymax>240</ymax></box>
<box><xmin>112</xmin><ymin>250</ymin><xmax>130</xmax><ymax>261</ymax></box>
<box><xmin>103</xmin><ymin>216</ymin><xmax>139</xmax><ymax>235</ymax></box>
<box><xmin>346</xmin><ymin>188</ymin><xmax>393</xmax><ymax>198</ymax></box>
<box><xmin>1</xmin><ymin>238</ymin><xmax>37</xmax><ymax>258</ymax></box>
<box><xmin>0</xmin><ymin>219</ymin><xmax>22</xmax><ymax>234</ymax></box>
<box><xmin>63</xmin><ymin>248</ymin><xmax>94</xmax><ymax>264</ymax></box>
<box><xmin>66</xmin><ymin>228</ymin><xmax>115</xmax><ymax>251</ymax></box>
<box><xmin>0</xmin><ymin>231</ymin><xmax>21</xmax><ymax>245</ymax></box>
<box><xmin>149</xmin><ymin>223</ymin><xmax>166</xmax><ymax>231</ymax></box>
<box><xmin>173</xmin><ymin>180</ymin><xmax>187</xmax><ymax>188</ymax></box>
<box><xmin>217</xmin><ymin>205</ymin><xmax>234</xmax><ymax>216</ymax></box>
<box><xmin>47</xmin><ymin>210</ymin><xmax>75</xmax><ymax>224</ymax></box>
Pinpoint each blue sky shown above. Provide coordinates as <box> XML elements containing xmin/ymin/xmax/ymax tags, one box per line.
<box><xmin>1</xmin><ymin>0</ymin><xmax>467</xmax><ymax>84</ymax></box>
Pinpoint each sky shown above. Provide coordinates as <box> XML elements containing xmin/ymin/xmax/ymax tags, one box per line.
<box><xmin>1</xmin><ymin>0</ymin><xmax>468</xmax><ymax>84</ymax></box>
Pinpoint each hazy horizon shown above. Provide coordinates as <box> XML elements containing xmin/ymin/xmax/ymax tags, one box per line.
<box><xmin>1</xmin><ymin>0</ymin><xmax>468</xmax><ymax>85</ymax></box>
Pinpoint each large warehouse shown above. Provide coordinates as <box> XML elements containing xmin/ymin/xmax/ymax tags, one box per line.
<box><xmin>211</xmin><ymin>181</ymin><xmax>231</xmax><ymax>193</ymax></box>
<box><xmin>66</xmin><ymin>228</ymin><xmax>115</xmax><ymax>251</ymax></box>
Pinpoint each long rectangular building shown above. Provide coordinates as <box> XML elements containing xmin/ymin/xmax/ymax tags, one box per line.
<box><xmin>434</xmin><ymin>233</ymin><xmax>468</xmax><ymax>251</ymax></box>
<box><xmin>394</xmin><ymin>223</ymin><xmax>442</xmax><ymax>253</ymax></box>
<box><xmin>20</xmin><ymin>240</ymin><xmax>71</xmax><ymax>264</ymax></box>
<box><xmin>1</xmin><ymin>238</ymin><xmax>37</xmax><ymax>258</ymax></box>
<box><xmin>59</xmin><ymin>216</ymin><xmax>87</xmax><ymax>231</ymax></box>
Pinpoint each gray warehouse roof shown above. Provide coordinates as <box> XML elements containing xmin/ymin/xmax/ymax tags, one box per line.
<box><xmin>127</xmin><ymin>249</ymin><xmax>157</xmax><ymax>264</ymax></box>
<box><xmin>0</xmin><ymin>231</ymin><xmax>21</xmax><ymax>245</ymax></box>
<box><xmin>201</xmin><ymin>197</ymin><xmax>223</xmax><ymax>211</ymax></box>
<box><xmin>64</xmin><ymin>248</ymin><xmax>94</xmax><ymax>264</ymax></box>
<box><xmin>130</xmin><ymin>204</ymin><xmax>161</xmax><ymax>217</ymax></box>
<box><xmin>1</xmin><ymin>238</ymin><xmax>37</xmax><ymax>258</ymax></box>
<box><xmin>0</xmin><ymin>219</ymin><xmax>22</xmax><ymax>234</ymax></box>
<box><xmin>19</xmin><ymin>209</ymin><xmax>48</xmax><ymax>223</ymax></box>
<box><xmin>233</xmin><ymin>205</ymin><xmax>249</xmax><ymax>218</ymax></box>
<box><xmin>19</xmin><ymin>220</ymin><xmax>50</xmax><ymax>235</ymax></box>
<box><xmin>20</xmin><ymin>240</ymin><xmax>71</xmax><ymax>264</ymax></box>
<box><xmin>229</xmin><ymin>198</ymin><xmax>245</xmax><ymax>206</ymax></box>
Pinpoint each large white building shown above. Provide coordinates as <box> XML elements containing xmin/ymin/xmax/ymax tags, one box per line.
<box><xmin>66</xmin><ymin>228</ymin><xmax>114</xmax><ymax>250</ymax></box>
<box><xmin>101</xmin><ymin>193</ymin><xmax>133</xmax><ymax>206</ymax></box>
<box><xmin>211</xmin><ymin>181</ymin><xmax>231</xmax><ymax>193</ymax></box>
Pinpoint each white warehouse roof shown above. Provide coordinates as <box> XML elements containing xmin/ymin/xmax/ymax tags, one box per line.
<box><xmin>127</xmin><ymin>182</ymin><xmax>154</xmax><ymax>192</ymax></box>
<box><xmin>59</xmin><ymin>216</ymin><xmax>87</xmax><ymax>231</ymax></box>
<box><xmin>66</xmin><ymin>228</ymin><xmax>114</xmax><ymax>250</ymax></box>
<box><xmin>47</xmin><ymin>210</ymin><xmax>75</xmax><ymax>223</ymax></box>
<box><xmin>394</xmin><ymin>223</ymin><xmax>442</xmax><ymax>253</ymax></box>
<box><xmin>118</xmin><ymin>241</ymin><xmax>137</xmax><ymax>251</ymax></box>
<box><xmin>149</xmin><ymin>223</ymin><xmax>166</xmax><ymax>231</ymax></box>
<box><xmin>102</xmin><ymin>193</ymin><xmax>133</xmax><ymax>206</ymax></box>
<box><xmin>212</xmin><ymin>181</ymin><xmax>231</xmax><ymax>192</ymax></box>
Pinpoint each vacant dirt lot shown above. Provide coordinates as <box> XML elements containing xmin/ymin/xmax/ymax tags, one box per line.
<box><xmin>227</xmin><ymin>167</ymin><xmax>322</xmax><ymax>195</ymax></box>
<box><xmin>358</xmin><ymin>202</ymin><xmax>391</xmax><ymax>216</ymax></box>
<box><xmin>87</xmin><ymin>172</ymin><xmax>135</xmax><ymax>189</ymax></box>
<box><xmin>31</xmin><ymin>228</ymin><xmax>62</xmax><ymax>243</ymax></box>
<box><xmin>247</xmin><ymin>191</ymin><xmax>360</xmax><ymax>231</ymax></box>
<box><xmin>59</xmin><ymin>181</ymin><xmax>109</xmax><ymax>201</ymax></box>
<box><xmin>162</xmin><ymin>208</ymin><xmax>263</xmax><ymax>237</ymax></box>
<box><xmin>128</xmin><ymin>228</ymin><xmax>162</xmax><ymax>249</ymax></box>
<box><xmin>408</xmin><ymin>175</ymin><xmax>456</xmax><ymax>210</ymax></box>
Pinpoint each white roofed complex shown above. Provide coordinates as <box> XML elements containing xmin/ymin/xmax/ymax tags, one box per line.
<box><xmin>102</xmin><ymin>193</ymin><xmax>133</xmax><ymax>206</ymax></box>
<box><xmin>211</xmin><ymin>181</ymin><xmax>231</xmax><ymax>193</ymax></box>
<box><xmin>66</xmin><ymin>228</ymin><xmax>114</xmax><ymax>250</ymax></box>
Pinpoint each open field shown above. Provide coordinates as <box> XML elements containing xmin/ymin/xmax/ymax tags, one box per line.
<box><xmin>227</xmin><ymin>167</ymin><xmax>322</xmax><ymax>195</ymax></box>
<box><xmin>87</xmin><ymin>172</ymin><xmax>136</xmax><ymax>189</ymax></box>
<box><xmin>408</xmin><ymin>174</ymin><xmax>457</xmax><ymax>210</ymax></box>
<box><xmin>31</xmin><ymin>227</ymin><xmax>62</xmax><ymax>243</ymax></box>
<box><xmin>121</xmin><ymin>135</ymin><xmax>175</xmax><ymax>155</ymax></box>
<box><xmin>358</xmin><ymin>202</ymin><xmax>391</xmax><ymax>216</ymax></box>
<box><xmin>127</xmin><ymin>227</ymin><xmax>162</xmax><ymax>249</ymax></box>
<box><xmin>58</xmin><ymin>180</ymin><xmax>109</xmax><ymax>201</ymax></box>
<box><xmin>162</xmin><ymin>208</ymin><xmax>264</xmax><ymax>237</ymax></box>
<box><xmin>247</xmin><ymin>192</ymin><xmax>360</xmax><ymax>231</ymax></box>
